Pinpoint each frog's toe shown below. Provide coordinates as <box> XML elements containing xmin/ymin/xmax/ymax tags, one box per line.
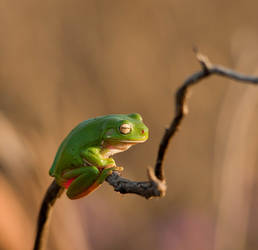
<box><xmin>114</xmin><ymin>166</ymin><xmax>124</xmax><ymax>172</ymax></box>
<box><xmin>106</xmin><ymin>166</ymin><xmax>123</xmax><ymax>172</ymax></box>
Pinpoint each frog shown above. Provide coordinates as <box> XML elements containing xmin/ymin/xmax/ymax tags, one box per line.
<box><xmin>49</xmin><ymin>113</ymin><xmax>149</xmax><ymax>199</ymax></box>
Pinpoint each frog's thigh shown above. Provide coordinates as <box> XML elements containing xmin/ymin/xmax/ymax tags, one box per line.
<box><xmin>66</xmin><ymin>166</ymin><xmax>100</xmax><ymax>199</ymax></box>
<box><xmin>63</xmin><ymin>167</ymin><xmax>97</xmax><ymax>179</ymax></box>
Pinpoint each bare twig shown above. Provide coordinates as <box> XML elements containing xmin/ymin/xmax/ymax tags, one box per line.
<box><xmin>105</xmin><ymin>51</ymin><xmax>258</xmax><ymax>198</ymax></box>
<box><xmin>33</xmin><ymin>180</ymin><xmax>64</xmax><ymax>250</ymax></box>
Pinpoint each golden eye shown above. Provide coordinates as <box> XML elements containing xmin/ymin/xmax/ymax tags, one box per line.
<box><xmin>119</xmin><ymin>123</ymin><xmax>131</xmax><ymax>134</ymax></box>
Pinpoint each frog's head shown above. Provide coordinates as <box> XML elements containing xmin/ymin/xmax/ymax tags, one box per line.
<box><xmin>102</xmin><ymin>113</ymin><xmax>149</xmax><ymax>144</ymax></box>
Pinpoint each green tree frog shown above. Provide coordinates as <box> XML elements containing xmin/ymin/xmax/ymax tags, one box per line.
<box><xmin>49</xmin><ymin>113</ymin><xmax>149</xmax><ymax>199</ymax></box>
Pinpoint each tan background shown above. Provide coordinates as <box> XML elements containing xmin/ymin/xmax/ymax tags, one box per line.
<box><xmin>0</xmin><ymin>0</ymin><xmax>258</xmax><ymax>250</ymax></box>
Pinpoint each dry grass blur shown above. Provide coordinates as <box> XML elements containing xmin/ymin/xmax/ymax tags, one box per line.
<box><xmin>0</xmin><ymin>1</ymin><xmax>258</xmax><ymax>250</ymax></box>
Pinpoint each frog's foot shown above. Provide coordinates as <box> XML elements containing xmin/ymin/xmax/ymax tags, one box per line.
<box><xmin>96</xmin><ymin>166</ymin><xmax>123</xmax><ymax>184</ymax></box>
<box><xmin>98</xmin><ymin>165</ymin><xmax>123</xmax><ymax>172</ymax></box>
<box><xmin>108</xmin><ymin>166</ymin><xmax>124</xmax><ymax>172</ymax></box>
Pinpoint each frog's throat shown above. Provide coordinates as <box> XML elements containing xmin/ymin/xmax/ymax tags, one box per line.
<box><xmin>101</xmin><ymin>142</ymin><xmax>135</xmax><ymax>158</ymax></box>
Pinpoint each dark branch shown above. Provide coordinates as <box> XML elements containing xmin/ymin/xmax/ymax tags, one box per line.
<box><xmin>105</xmin><ymin>52</ymin><xmax>258</xmax><ymax>197</ymax></box>
<box><xmin>33</xmin><ymin>180</ymin><xmax>64</xmax><ymax>250</ymax></box>
<box><xmin>34</xmin><ymin>52</ymin><xmax>258</xmax><ymax>250</ymax></box>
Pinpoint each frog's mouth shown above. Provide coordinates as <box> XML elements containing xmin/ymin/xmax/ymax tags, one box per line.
<box><xmin>105</xmin><ymin>137</ymin><xmax>148</xmax><ymax>145</ymax></box>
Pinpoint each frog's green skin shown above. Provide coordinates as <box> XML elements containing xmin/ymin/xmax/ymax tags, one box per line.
<box><xmin>49</xmin><ymin>113</ymin><xmax>149</xmax><ymax>199</ymax></box>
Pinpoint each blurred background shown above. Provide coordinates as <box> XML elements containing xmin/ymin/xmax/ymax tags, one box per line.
<box><xmin>0</xmin><ymin>0</ymin><xmax>258</xmax><ymax>249</ymax></box>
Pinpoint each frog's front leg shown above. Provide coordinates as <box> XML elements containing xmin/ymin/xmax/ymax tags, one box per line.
<box><xmin>81</xmin><ymin>146</ymin><xmax>115</xmax><ymax>167</ymax></box>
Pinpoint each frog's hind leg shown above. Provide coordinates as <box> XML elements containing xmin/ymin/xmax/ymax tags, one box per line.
<box><xmin>63</xmin><ymin>166</ymin><xmax>100</xmax><ymax>199</ymax></box>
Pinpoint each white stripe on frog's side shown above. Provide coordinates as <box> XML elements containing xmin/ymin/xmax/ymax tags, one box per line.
<box><xmin>119</xmin><ymin>140</ymin><xmax>146</xmax><ymax>143</ymax></box>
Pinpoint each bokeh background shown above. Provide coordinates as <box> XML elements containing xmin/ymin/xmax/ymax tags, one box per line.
<box><xmin>0</xmin><ymin>1</ymin><xmax>258</xmax><ymax>250</ymax></box>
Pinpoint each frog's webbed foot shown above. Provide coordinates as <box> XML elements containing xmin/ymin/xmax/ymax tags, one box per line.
<box><xmin>96</xmin><ymin>166</ymin><xmax>123</xmax><ymax>184</ymax></box>
<box><xmin>115</xmin><ymin>166</ymin><xmax>124</xmax><ymax>172</ymax></box>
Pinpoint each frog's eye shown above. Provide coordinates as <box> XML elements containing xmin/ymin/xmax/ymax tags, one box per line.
<box><xmin>119</xmin><ymin>123</ymin><xmax>131</xmax><ymax>134</ymax></box>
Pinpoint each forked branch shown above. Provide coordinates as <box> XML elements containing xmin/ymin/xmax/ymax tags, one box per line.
<box><xmin>34</xmin><ymin>51</ymin><xmax>258</xmax><ymax>250</ymax></box>
<box><xmin>105</xmin><ymin>51</ymin><xmax>258</xmax><ymax>198</ymax></box>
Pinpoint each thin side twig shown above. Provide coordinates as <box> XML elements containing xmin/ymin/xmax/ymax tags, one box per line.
<box><xmin>106</xmin><ymin>51</ymin><xmax>258</xmax><ymax>198</ymax></box>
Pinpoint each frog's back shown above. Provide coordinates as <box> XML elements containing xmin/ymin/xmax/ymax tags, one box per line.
<box><xmin>49</xmin><ymin>117</ymin><xmax>103</xmax><ymax>177</ymax></box>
